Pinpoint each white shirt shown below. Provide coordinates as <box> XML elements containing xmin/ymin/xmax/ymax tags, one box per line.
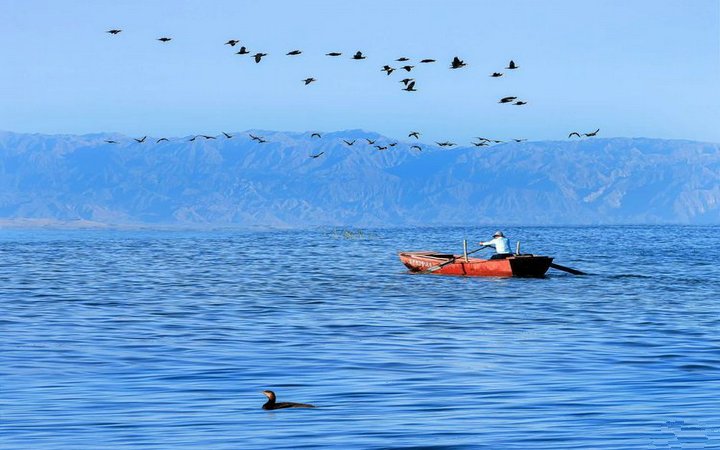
<box><xmin>481</xmin><ymin>237</ymin><xmax>511</xmax><ymax>254</ymax></box>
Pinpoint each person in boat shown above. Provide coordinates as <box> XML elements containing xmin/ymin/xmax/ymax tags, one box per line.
<box><xmin>479</xmin><ymin>231</ymin><xmax>513</xmax><ymax>259</ymax></box>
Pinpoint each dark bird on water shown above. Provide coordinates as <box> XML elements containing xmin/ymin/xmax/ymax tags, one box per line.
<box><xmin>450</xmin><ymin>56</ymin><xmax>467</xmax><ymax>69</ymax></box>
<box><xmin>506</xmin><ymin>60</ymin><xmax>519</xmax><ymax>70</ymax></box>
<box><xmin>225</xmin><ymin>40</ymin><xmax>240</xmax><ymax>46</ymax></box>
<box><xmin>366</xmin><ymin>138</ymin><xmax>376</xmax><ymax>145</ymax></box>
<box><xmin>352</xmin><ymin>51</ymin><xmax>366</xmax><ymax>60</ymax></box>
<box><xmin>326</xmin><ymin>52</ymin><xmax>342</xmax><ymax>56</ymax></box>
<box><xmin>157</xmin><ymin>37</ymin><xmax>172</xmax><ymax>43</ymax></box>
<box><xmin>105</xmin><ymin>139</ymin><xmax>118</xmax><ymax>144</ymax></box>
<box><xmin>287</xmin><ymin>50</ymin><xmax>302</xmax><ymax>56</ymax></box>
<box><xmin>253</xmin><ymin>53</ymin><xmax>267</xmax><ymax>63</ymax></box>
<box><xmin>408</xmin><ymin>131</ymin><xmax>420</xmax><ymax>139</ymax></box>
<box><xmin>420</xmin><ymin>59</ymin><xmax>435</xmax><ymax>63</ymax></box>
<box><xmin>235</xmin><ymin>46</ymin><xmax>250</xmax><ymax>55</ymax></box>
<box><xmin>396</xmin><ymin>57</ymin><xmax>409</xmax><ymax>62</ymax></box>
<box><xmin>399</xmin><ymin>78</ymin><xmax>414</xmax><ymax>86</ymax></box>
<box><xmin>375</xmin><ymin>145</ymin><xmax>388</xmax><ymax>151</ymax></box>
<box><xmin>568</xmin><ymin>132</ymin><xmax>582</xmax><ymax>138</ymax></box>
<box><xmin>222</xmin><ymin>131</ymin><xmax>233</xmax><ymax>138</ymax></box>
<box><xmin>402</xmin><ymin>81</ymin><xmax>417</xmax><ymax>91</ymax></box>
<box><xmin>303</xmin><ymin>77</ymin><xmax>317</xmax><ymax>85</ymax></box>
<box><xmin>490</xmin><ymin>72</ymin><xmax>503</xmax><ymax>77</ymax></box>
<box><xmin>343</xmin><ymin>139</ymin><xmax>356</xmax><ymax>146</ymax></box>
<box><xmin>514</xmin><ymin>101</ymin><xmax>527</xmax><ymax>105</ymax></box>
<box><xmin>499</xmin><ymin>96</ymin><xmax>517</xmax><ymax>103</ymax></box>
<box><xmin>411</xmin><ymin>145</ymin><xmax>422</xmax><ymax>151</ymax></box>
<box><xmin>585</xmin><ymin>128</ymin><xmax>600</xmax><ymax>137</ymax></box>
<box><xmin>309</xmin><ymin>152</ymin><xmax>324</xmax><ymax>159</ymax></box>
<box><xmin>156</xmin><ymin>138</ymin><xmax>169</xmax><ymax>143</ymax></box>
<box><xmin>262</xmin><ymin>390</ymin><xmax>315</xmax><ymax>410</ymax></box>
<box><xmin>381</xmin><ymin>65</ymin><xmax>395</xmax><ymax>75</ymax></box>
<box><xmin>106</xmin><ymin>29</ymin><xmax>122</xmax><ymax>35</ymax></box>
<box><xmin>134</xmin><ymin>136</ymin><xmax>147</xmax><ymax>143</ymax></box>
<box><xmin>311</xmin><ymin>133</ymin><xmax>321</xmax><ymax>138</ymax></box>
<box><xmin>400</xmin><ymin>65</ymin><xmax>414</xmax><ymax>72</ymax></box>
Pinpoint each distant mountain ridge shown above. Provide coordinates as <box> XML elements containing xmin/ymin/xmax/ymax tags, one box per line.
<box><xmin>1</xmin><ymin>130</ymin><xmax>719</xmax><ymax>227</ymax></box>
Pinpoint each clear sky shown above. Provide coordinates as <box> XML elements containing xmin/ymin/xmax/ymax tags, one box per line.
<box><xmin>1</xmin><ymin>0</ymin><xmax>718</xmax><ymax>143</ymax></box>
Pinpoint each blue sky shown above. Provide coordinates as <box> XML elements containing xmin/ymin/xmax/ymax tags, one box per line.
<box><xmin>0</xmin><ymin>0</ymin><xmax>718</xmax><ymax>143</ymax></box>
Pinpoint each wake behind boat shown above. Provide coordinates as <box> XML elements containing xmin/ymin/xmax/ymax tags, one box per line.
<box><xmin>399</xmin><ymin>251</ymin><xmax>553</xmax><ymax>277</ymax></box>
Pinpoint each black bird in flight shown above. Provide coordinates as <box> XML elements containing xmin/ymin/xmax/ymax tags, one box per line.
<box><xmin>513</xmin><ymin>139</ymin><xmax>527</xmax><ymax>142</ymax></box>
<box><xmin>402</xmin><ymin>81</ymin><xmax>417</xmax><ymax>91</ymax></box>
<box><xmin>156</xmin><ymin>138</ymin><xmax>169</xmax><ymax>143</ymax></box>
<box><xmin>585</xmin><ymin>128</ymin><xmax>600</xmax><ymax>137</ymax></box>
<box><xmin>134</xmin><ymin>136</ymin><xmax>147</xmax><ymax>143</ymax></box>
<box><xmin>343</xmin><ymin>139</ymin><xmax>356</xmax><ymax>146</ymax></box>
<box><xmin>189</xmin><ymin>135</ymin><xmax>198</xmax><ymax>141</ymax></box>
<box><xmin>222</xmin><ymin>131</ymin><xmax>233</xmax><ymax>138</ymax></box>
<box><xmin>506</xmin><ymin>60</ymin><xmax>519</xmax><ymax>70</ymax></box>
<box><xmin>256</xmin><ymin>138</ymin><xmax>267</xmax><ymax>143</ymax></box>
<box><xmin>309</xmin><ymin>151</ymin><xmax>324</xmax><ymax>159</ymax></box>
<box><xmin>253</xmin><ymin>53</ymin><xmax>267</xmax><ymax>63</ymax></box>
<box><xmin>201</xmin><ymin>135</ymin><xmax>216</xmax><ymax>140</ymax></box>
<box><xmin>261</xmin><ymin>390</ymin><xmax>315</xmax><ymax>410</ymax></box>
<box><xmin>568</xmin><ymin>132</ymin><xmax>582</xmax><ymax>138</ymax></box>
<box><xmin>104</xmin><ymin>139</ymin><xmax>118</xmax><ymax>144</ymax></box>
<box><xmin>366</xmin><ymin>138</ymin><xmax>376</xmax><ymax>145</ymax></box>
<box><xmin>514</xmin><ymin>101</ymin><xmax>527</xmax><ymax>105</ymax></box>
<box><xmin>236</xmin><ymin>46</ymin><xmax>250</xmax><ymax>55</ymax></box>
<box><xmin>436</xmin><ymin>141</ymin><xmax>456</xmax><ymax>147</ymax></box>
<box><xmin>399</xmin><ymin>78</ymin><xmax>414</xmax><ymax>86</ymax></box>
<box><xmin>400</xmin><ymin>65</ymin><xmax>414</xmax><ymax>72</ymax></box>
<box><xmin>249</xmin><ymin>133</ymin><xmax>263</xmax><ymax>141</ymax></box>
<box><xmin>106</xmin><ymin>29</ymin><xmax>122</xmax><ymax>35</ymax></box>
<box><xmin>352</xmin><ymin>51</ymin><xmax>366</xmax><ymax>60</ymax></box>
<box><xmin>419</xmin><ymin>59</ymin><xmax>435</xmax><ymax>63</ymax></box>
<box><xmin>490</xmin><ymin>72</ymin><xmax>503</xmax><ymax>77</ymax></box>
<box><xmin>381</xmin><ymin>65</ymin><xmax>395</xmax><ymax>75</ymax></box>
<box><xmin>472</xmin><ymin>141</ymin><xmax>489</xmax><ymax>147</ymax></box>
<box><xmin>157</xmin><ymin>37</ymin><xmax>172</xmax><ymax>43</ymax></box>
<box><xmin>499</xmin><ymin>96</ymin><xmax>517</xmax><ymax>103</ymax></box>
<box><xmin>411</xmin><ymin>145</ymin><xmax>422</xmax><ymax>151</ymax></box>
<box><xmin>396</xmin><ymin>57</ymin><xmax>409</xmax><ymax>62</ymax></box>
<box><xmin>450</xmin><ymin>56</ymin><xmax>466</xmax><ymax>69</ymax></box>
<box><xmin>374</xmin><ymin>145</ymin><xmax>388</xmax><ymax>151</ymax></box>
<box><xmin>326</xmin><ymin>52</ymin><xmax>342</xmax><ymax>56</ymax></box>
<box><xmin>225</xmin><ymin>40</ymin><xmax>240</xmax><ymax>46</ymax></box>
<box><xmin>303</xmin><ymin>77</ymin><xmax>317</xmax><ymax>85</ymax></box>
<box><xmin>408</xmin><ymin>131</ymin><xmax>420</xmax><ymax>139</ymax></box>
<box><xmin>311</xmin><ymin>133</ymin><xmax>321</xmax><ymax>138</ymax></box>
<box><xmin>388</xmin><ymin>142</ymin><xmax>397</xmax><ymax>147</ymax></box>
<box><xmin>287</xmin><ymin>50</ymin><xmax>302</xmax><ymax>56</ymax></box>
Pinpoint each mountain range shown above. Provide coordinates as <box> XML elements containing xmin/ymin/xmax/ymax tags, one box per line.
<box><xmin>1</xmin><ymin>130</ymin><xmax>718</xmax><ymax>228</ymax></box>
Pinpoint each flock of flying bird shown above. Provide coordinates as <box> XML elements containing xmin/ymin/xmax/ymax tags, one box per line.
<box><xmin>103</xmin><ymin>28</ymin><xmax>600</xmax><ymax>158</ymax></box>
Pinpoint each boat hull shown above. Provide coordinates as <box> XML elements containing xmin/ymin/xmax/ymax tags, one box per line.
<box><xmin>398</xmin><ymin>251</ymin><xmax>553</xmax><ymax>277</ymax></box>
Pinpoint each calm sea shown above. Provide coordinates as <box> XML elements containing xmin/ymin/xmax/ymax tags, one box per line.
<box><xmin>1</xmin><ymin>226</ymin><xmax>719</xmax><ymax>449</ymax></box>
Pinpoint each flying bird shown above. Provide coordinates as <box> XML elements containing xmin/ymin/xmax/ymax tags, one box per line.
<box><xmin>436</xmin><ymin>141</ymin><xmax>456</xmax><ymax>147</ymax></box>
<box><xmin>366</xmin><ymin>138</ymin><xmax>376</xmax><ymax>145</ymax></box>
<box><xmin>419</xmin><ymin>59</ymin><xmax>435</xmax><ymax>63</ymax></box>
<box><xmin>343</xmin><ymin>139</ymin><xmax>356</xmax><ymax>146</ymax></box>
<box><xmin>134</xmin><ymin>136</ymin><xmax>147</xmax><ymax>143</ymax></box>
<box><xmin>302</xmin><ymin>77</ymin><xmax>317</xmax><ymax>85</ymax></box>
<box><xmin>408</xmin><ymin>131</ymin><xmax>420</xmax><ymax>139</ymax></box>
<box><xmin>261</xmin><ymin>390</ymin><xmax>315</xmax><ymax>410</ymax></box>
<box><xmin>450</xmin><ymin>56</ymin><xmax>466</xmax><ymax>69</ymax></box>
<box><xmin>157</xmin><ymin>37</ymin><xmax>172</xmax><ymax>43</ymax></box>
<box><xmin>381</xmin><ymin>65</ymin><xmax>395</xmax><ymax>75</ymax></box>
<box><xmin>201</xmin><ymin>135</ymin><xmax>216</xmax><ymax>140</ymax></box>
<box><xmin>472</xmin><ymin>141</ymin><xmax>489</xmax><ymax>147</ymax></box>
<box><xmin>309</xmin><ymin>151</ymin><xmax>324</xmax><ymax>159</ymax></box>
<box><xmin>396</xmin><ymin>57</ymin><xmax>410</xmax><ymax>62</ymax></box>
<box><xmin>156</xmin><ymin>138</ymin><xmax>169</xmax><ymax>143</ymax></box>
<box><xmin>106</xmin><ymin>29</ymin><xmax>122</xmax><ymax>35</ymax></box>
<box><xmin>225</xmin><ymin>40</ymin><xmax>240</xmax><ymax>46</ymax></box>
<box><xmin>513</xmin><ymin>139</ymin><xmax>527</xmax><ymax>142</ymax></box>
<box><xmin>374</xmin><ymin>145</ymin><xmax>388</xmax><ymax>151</ymax></box>
<box><xmin>352</xmin><ymin>51</ymin><xmax>366</xmax><ymax>60</ymax></box>
<box><xmin>388</xmin><ymin>142</ymin><xmax>397</xmax><ymax>147</ymax></box>
<box><xmin>400</xmin><ymin>65</ymin><xmax>414</xmax><ymax>72</ymax></box>
<box><xmin>311</xmin><ymin>133</ymin><xmax>321</xmax><ymax>138</ymax></box>
<box><xmin>252</xmin><ymin>52</ymin><xmax>267</xmax><ymax>63</ymax></box>
<box><xmin>104</xmin><ymin>139</ymin><xmax>118</xmax><ymax>144</ymax></box>
<box><xmin>499</xmin><ymin>96</ymin><xmax>517</xmax><ymax>103</ymax></box>
<box><xmin>399</xmin><ymin>78</ymin><xmax>414</xmax><ymax>86</ymax></box>
<box><xmin>411</xmin><ymin>145</ymin><xmax>422</xmax><ymax>151</ymax></box>
<box><xmin>222</xmin><ymin>131</ymin><xmax>233</xmax><ymax>138</ymax></box>
<box><xmin>189</xmin><ymin>136</ymin><xmax>198</xmax><ymax>142</ymax></box>
<box><xmin>249</xmin><ymin>133</ymin><xmax>263</xmax><ymax>141</ymax></box>
<box><xmin>568</xmin><ymin>132</ymin><xmax>582</xmax><ymax>138</ymax></box>
<box><xmin>256</xmin><ymin>138</ymin><xmax>267</xmax><ymax>143</ymax></box>
<box><xmin>326</xmin><ymin>52</ymin><xmax>342</xmax><ymax>56</ymax></box>
<box><xmin>514</xmin><ymin>101</ymin><xmax>527</xmax><ymax>105</ymax></box>
<box><xmin>585</xmin><ymin>128</ymin><xmax>600</xmax><ymax>137</ymax></box>
<box><xmin>235</xmin><ymin>46</ymin><xmax>250</xmax><ymax>55</ymax></box>
<box><xmin>506</xmin><ymin>60</ymin><xmax>519</xmax><ymax>70</ymax></box>
<box><xmin>490</xmin><ymin>72</ymin><xmax>503</xmax><ymax>77</ymax></box>
<box><xmin>287</xmin><ymin>50</ymin><xmax>302</xmax><ymax>56</ymax></box>
<box><xmin>402</xmin><ymin>81</ymin><xmax>416</xmax><ymax>91</ymax></box>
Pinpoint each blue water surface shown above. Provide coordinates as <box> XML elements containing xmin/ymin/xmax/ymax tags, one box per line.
<box><xmin>1</xmin><ymin>226</ymin><xmax>719</xmax><ymax>449</ymax></box>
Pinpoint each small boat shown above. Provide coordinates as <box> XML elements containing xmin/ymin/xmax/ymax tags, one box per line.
<box><xmin>398</xmin><ymin>251</ymin><xmax>553</xmax><ymax>277</ymax></box>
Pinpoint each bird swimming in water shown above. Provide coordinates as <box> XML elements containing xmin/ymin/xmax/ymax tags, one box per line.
<box><xmin>287</xmin><ymin>50</ymin><xmax>302</xmax><ymax>56</ymax></box>
<box><xmin>402</xmin><ymin>81</ymin><xmax>416</xmax><ymax>91</ymax></box>
<box><xmin>253</xmin><ymin>53</ymin><xmax>267</xmax><ymax>63</ymax></box>
<box><xmin>326</xmin><ymin>52</ymin><xmax>342</xmax><ymax>56</ymax></box>
<box><xmin>419</xmin><ymin>59</ymin><xmax>435</xmax><ymax>63</ymax></box>
<box><xmin>157</xmin><ymin>37</ymin><xmax>172</xmax><ymax>43</ymax></box>
<box><xmin>134</xmin><ymin>136</ymin><xmax>147</xmax><ymax>143</ymax></box>
<box><xmin>225</xmin><ymin>39</ymin><xmax>240</xmax><ymax>47</ymax></box>
<box><xmin>352</xmin><ymin>51</ymin><xmax>366</xmax><ymax>60</ymax></box>
<box><xmin>450</xmin><ymin>56</ymin><xmax>466</xmax><ymax>69</ymax></box>
<box><xmin>261</xmin><ymin>390</ymin><xmax>315</xmax><ymax>410</ymax></box>
<box><xmin>499</xmin><ymin>96</ymin><xmax>517</xmax><ymax>103</ymax></box>
<box><xmin>235</xmin><ymin>46</ymin><xmax>250</xmax><ymax>55</ymax></box>
<box><xmin>302</xmin><ymin>77</ymin><xmax>317</xmax><ymax>85</ymax></box>
<box><xmin>506</xmin><ymin>60</ymin><xmax>519</xmax><ymax>70</ymax></box>
<box><xmin>106</xmin><ymin>29</ymin><xmax>122</xmax><ymax>35</ymax></box>
<box><xmin>408</xmin><ymin>131</ymin><xmax>420</xmax><ymax>139</ymax></box>
<box><xmin>490</xmin><ymin>72</ymin><xmax>503</xmax><ymax>77</ymax></box>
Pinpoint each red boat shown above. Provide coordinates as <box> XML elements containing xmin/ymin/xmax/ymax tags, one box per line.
<box><xmin>398</xmin><ymin>251</ymin><xmax>554</xmax><ymax>277</ymax></box>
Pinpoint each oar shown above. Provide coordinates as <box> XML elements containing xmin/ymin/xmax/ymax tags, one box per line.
<box><xmin>549</xmin><ymin>263</ymin><xmax>587</xmax><ymax>275</ymax></box>
<box><xmin>422</xmin><ymin>246</ymin><xmax>488</xmax><ymax>273</ymax></box>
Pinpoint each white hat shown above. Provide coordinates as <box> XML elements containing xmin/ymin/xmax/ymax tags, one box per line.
<box><xmin>493</xmin><ymin>231</ymin><xmax>504</xmax><ymax>237</ymax></box>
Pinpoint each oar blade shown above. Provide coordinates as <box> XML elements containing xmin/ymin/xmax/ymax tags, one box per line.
<box><xmin>550</xmin><ymin>263</ymin><xmax>587</xmax><ymax>275</ymax></box>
